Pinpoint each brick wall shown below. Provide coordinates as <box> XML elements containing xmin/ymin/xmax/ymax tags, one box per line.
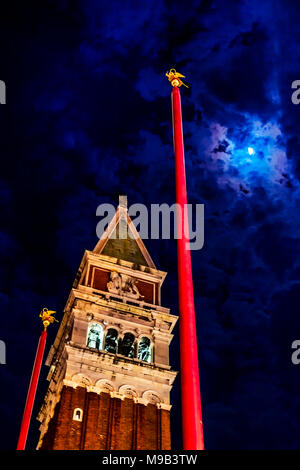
<box><xmin>39</xmin><ymin>386</ymin><xmax>171</xmax><ymax>450</ymax></box>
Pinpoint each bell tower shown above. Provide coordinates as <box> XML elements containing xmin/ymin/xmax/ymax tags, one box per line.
<box><xmin>37</xmin><ymin>197</ymin><xmax>178</xmax><ymax>450</ymax></box>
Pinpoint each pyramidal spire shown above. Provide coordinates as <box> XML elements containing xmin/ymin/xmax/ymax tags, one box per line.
<box><xmin>93</xmin><ymin>195</ymin><xmax>156</xmax><ymax>268</ymax></box>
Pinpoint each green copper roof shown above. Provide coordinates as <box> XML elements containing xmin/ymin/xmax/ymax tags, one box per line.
<box><xmin>101</xmin><ymin>217</ymin><xmax>148</xmax><ymax>266</ymax></box>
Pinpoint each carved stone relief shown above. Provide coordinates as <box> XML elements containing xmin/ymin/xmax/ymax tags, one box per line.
<box><xmin>107</xmin><ymin>271</ymin><xmax>144</xmax><ymax>300</ymax></box>
<box><xmin>142</xmin><ymin>390</ymin><xmax>161</xmax><ymax>404</ymax></box>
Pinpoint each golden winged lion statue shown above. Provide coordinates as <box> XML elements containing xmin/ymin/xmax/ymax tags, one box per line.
<box><xmin>39</xmin><ymin>308</ymin><xmax>59</xmax><ymax>330</ymax></box>
<box><xmin>166</xmin><ymin>69</ymin><xmax>189</xmax><ymax>88</ymax></box>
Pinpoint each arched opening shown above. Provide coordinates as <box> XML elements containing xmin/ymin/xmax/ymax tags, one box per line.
<box><xmin>137</xmin><ymin>336</ymin><xmax>152</xmax><ymax>363</ymax></box>
<box><xmin>104</xmin><ymin>328</ymin><xmax>118</xmax><ymax>354</ymax></box>
<box><xmin>86</xmin><ymin>323</ymin><xmax>104</xmax><ymax>350</ymax></box>
<box><xmin>119</xmin><ymin>332</ymin><xmax>135</xmax><ymax>358</ymax></box>
<box><xmin>73</xmin><ymin>408</ymin><xmax>83</xmax><ymax>422</ymax></box>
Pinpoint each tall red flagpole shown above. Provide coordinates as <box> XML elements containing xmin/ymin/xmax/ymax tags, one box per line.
<box><xmin>166</xmin><ymin>69</ymin><xmax>205</xmax><ymax>450</ymax></box>
<box><xmin>17</xmin><ymin>308</ymin><xmax>58</xmax><ymax>450</ymax></box>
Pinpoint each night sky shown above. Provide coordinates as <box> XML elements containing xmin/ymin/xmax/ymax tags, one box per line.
<box><xmin>1</xmin><ymin>0</ymin><xmax>300</xmax><ymax>450</ymax></box>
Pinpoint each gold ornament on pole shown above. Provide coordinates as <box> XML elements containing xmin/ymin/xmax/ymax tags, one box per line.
<box><xmin>166</xmin><ymin>69</ymin><xmax>189</xmax><ymax>88</ymax></box>
<box><xmin>39</xmin><ymin>308</ymin><xmax>59</xmax><ymax>330</ymax></box>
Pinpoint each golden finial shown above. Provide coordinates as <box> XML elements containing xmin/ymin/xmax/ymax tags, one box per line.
<box><xmin>166</xmin><ymin>68</ymin><xmax>189</xmax><ymax>88</ymax></box>
<box><xmin>39</xmin><ymin>308</ymin><xmax>59</xmax><ymax>330</ymax></box>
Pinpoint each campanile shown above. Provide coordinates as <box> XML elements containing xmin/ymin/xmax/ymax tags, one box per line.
<box><xmin>37</xmin><ymin>197</ymin><xmax>178</xmax><ymax>450</ymax></box>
